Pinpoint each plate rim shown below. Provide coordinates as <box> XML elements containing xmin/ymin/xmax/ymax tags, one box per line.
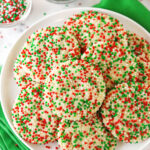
<box><xmin>1</xmin><ymin>7</ymin><xmax>150</xmax><ymax>150</ymax></box>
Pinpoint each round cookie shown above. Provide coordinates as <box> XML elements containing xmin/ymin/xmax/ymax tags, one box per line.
<box><xmin>127</xmin><ymin>31</ymin><xmax>150</xmax><ymax>85</ymax></box>
<box><xmin>14</xmin><ymin>27</ymin><xmax>51</xmax><ymax>86</ymax></box>
<box><xmin>44</xmin><ymin>59</ymin><xmax>106</xmax><ymax>120</ymax></box>
<box><xmin>127</xmin><ymin>31</ymin><xmax>150</xmax><ymax>60</ymax></box>
<box><xmin>137</xmin><ymin>54</ymin><xmax>150</xmax><ymax>85</ymax></box>
<box><xmin>57</xmin><ymin>113</ymin><xmax>117</xmax><ymax>150</ymax></box>
<box><xmin>12</xmin><ymin>83</ymin><xmax>61</xmax><ymax>144</ymax></box>
<box><xmin>103</xmin><ymin>51</ymin><xmax>140</xmax><ymax>89</ymax></box>
<box><xmin>81</xmin><ymin>39</ymin><xmax>130</xmax><ymax>73</ymax></box>
<box><xmin>14</xmin><ymin>26</ymin><xmax>81</xmax><ymax>87</ymax></box>
<box><xmin>101</xmin><ymin>82</ymin><xmax>150</xmax><ymax>143</ymax></box>
<box><xmin>64</xmin><ymin>10</ymin><xmax>128</xmax><ymax>51</ymax></box>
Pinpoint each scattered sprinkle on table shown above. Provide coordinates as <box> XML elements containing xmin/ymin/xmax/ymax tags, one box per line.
<box><xmin>43</xmin><ymin>12</ymin><xmax>47</xmax><ymax>16</ymax></box>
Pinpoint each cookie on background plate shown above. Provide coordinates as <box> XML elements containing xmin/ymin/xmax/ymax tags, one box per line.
<box><xmin>14</xmin><ymin>26</ymin><xmax>81</xmax><ymax>87</ymax></box>
<box><xmin>44</xmin><ymin>59</ymin><xmax>106</xmax><ymax>120</ymax></box>
<box><xmin>127</xmin><ymin>31</ymin><xmax>150</xmax><ymax>60</ymax></box>
<box><xmin>12</xmin><ymin>83</ymin><xmax>61</xmax><ymax>144</ymax></box>
<box><xmin>127</xmin><ymin>31</ymin><xmax>150</xmax><ymax>85</ymax></box>
<box><xmin>58</xmin><ymin>113</ymin><xmax>117</xmax><ymax>150</ymax></box>
<box><xmin>101</xmin><ymin>82</ymin><xmax>150</xmax><ymax>143</ymax></box>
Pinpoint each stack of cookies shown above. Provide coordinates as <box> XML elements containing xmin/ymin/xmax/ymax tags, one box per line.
<box><xmin>12</xmin><ymin>11</ymin><xmax>150</xmax><ymax>150</ymax></box>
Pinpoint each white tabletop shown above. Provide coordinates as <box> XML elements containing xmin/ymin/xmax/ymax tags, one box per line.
<box><xmin>0</xmin><ymin>0</ymin><xmax>150</xmax><ymax>149</ymax></box>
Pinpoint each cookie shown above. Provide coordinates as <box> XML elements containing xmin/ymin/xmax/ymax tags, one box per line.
<box><xmin>13</xmin><ymin>71</ymin><xmax>33</xmax><ymax>89</ymax></box>
<box><xmin>12</xmin><ymin>83</ymin><xmax>60</xmax><ymax>144</ymax></box>
<box><xmin>127</xmin><ymin>31</ymin><xmax>150</xmax><ymax>85</ymax></box>
<box><xmin>44</xmin><ymin>59</ymin><xmax>106</xmax><ymax>120</ymax></box>
<box><xmin>127</xmin><ymin>31</ymin><xmax>150</xmax><ymax>60</ymax></box>
<box><xmin>81</xmin><ymin>39</ymin><xmax>130</xmax><ymax>73</ymax></box>
<box><xmin>57</xmin><ymin>113</ymin><xmax>117</xmax><ymax>150</ymax></box>
<box><xmin>14</xmin><ymin>26</ymin><xmax>81</xmax><ymax>87</ymax></box>
<box><xmin>101</xmin><ymin>82</ymin><xmax>150</xmax><ymax>143</ymax></box>
<box><xmin>137</xmin><ymin>55</ymin><xmax>150</xmax><ymax>85</ymax></box>
<box><xmin>65</xmin><ymin>10</ymin><xmax>128</xmax><ymax>51</ymax></box>
<box><xmin>103</xmin><ymin>51</ymin><xmax>140</xmax><ymax>89</ymax></box>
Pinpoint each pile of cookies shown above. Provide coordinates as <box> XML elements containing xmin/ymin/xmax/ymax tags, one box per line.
<box><xmin>12</xmin><ymin>11</ymin><xmax>150</xmax><ymax>150</ymax></box>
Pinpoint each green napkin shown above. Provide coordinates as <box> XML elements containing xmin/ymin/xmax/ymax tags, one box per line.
<box><xmin>0</xmin><ymin>67</ymin><xmax>29</xmax><ymax>150</ymax></box>
<box><xmin>93</xmin><ymin>0</ymin><xmax>150</xmax><ymax>32</ymax></box>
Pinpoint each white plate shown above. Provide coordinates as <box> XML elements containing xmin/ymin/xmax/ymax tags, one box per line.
<box><xmin>1</xmin><ymin>7</ymin><xmax>150</xmax><ymax>150</ymax></box>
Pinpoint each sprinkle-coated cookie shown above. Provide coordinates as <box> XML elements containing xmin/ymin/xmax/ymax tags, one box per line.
<box><xmin>44</xmin><ymin>59</ymin><xmax>106</xmax><ymax>120</ymax></box>
<box><xmin>101</xmin><ymin>82</ymin><xmax>150</xmax><ymax>143</ymax></box>
<box><xmin>64</xmin><ymin>10</ymin><xmax>128</xmax><ymax>51</ymax></box>
<box><xmin>14</xmin><ymin>26</ymin><xmax>81</xmax><ymax>86</ymax></box>
<box><xmin>127</xmin><ymin>31</ymin><xmax>150</xmax><ymax>60</ymax></box>
<box><xmin>137</xmin><ymin>55</ymin><xmax>150</xmax><ymax>85</ymax></box>
<box><xmin>12</xmin><ymin>83</ymin><xmax>61</xmax><ymax>144</ymax></box>
<box><xmin>57</xmin><ymin>113</ymin><xmax>117</xmax><ymax>150</ymax></box>
<box><xmin>81</xmin><ymin>39</ymin><xmax>130</xmax><ymax>73</ymax></box>
<box><xmin>103</xmin><ymin>51</ymin><xmax>140</xmax><ymax>89</ymax></box>
<box><xmin>127</xmin><ymin>31</ymin><xmax>150</xmax><ymax>85</ymax></box>
<box><xmin>13</xmin><ymin>70</ymin><xmax>33</xmax><ymax>89</ymax></box>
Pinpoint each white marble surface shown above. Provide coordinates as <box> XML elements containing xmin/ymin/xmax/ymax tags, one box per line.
<box><xmin>0</xmin><ymin>0</ymin><xmax>150</xmax><ymax>150</ymax></box>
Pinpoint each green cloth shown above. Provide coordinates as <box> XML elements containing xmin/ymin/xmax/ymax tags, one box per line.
<box><xmin>93</xmin><ymin>0</ymin><xmax>150</xmax><ymax>32</ymax></box>
<box><xmin>0</xmin><ymin>67</ymin><xmax>29</xmax><ymax>150</ymax></box>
